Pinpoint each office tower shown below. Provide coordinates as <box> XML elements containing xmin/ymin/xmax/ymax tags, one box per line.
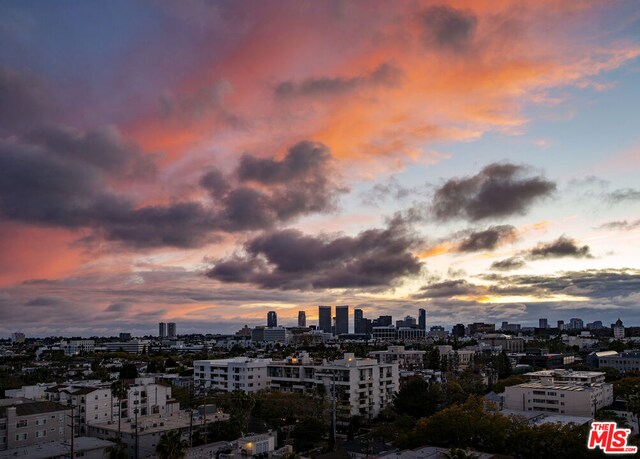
<box><xmin>167</xmin><ymin>322</ymin><xmax>177</xmax><ymax>339</ymax></box>
<box><xmin>354</xmin><ymin>308</ymin><xmax>364</xmax><ymax>334</ymax></box>
<box><xmin>318</xmin><ymin>306</ymin><xmax>332</xmax><ymax>333</ymax></box>
<box><xmin>418</xmin><ymin>309</ymin><xmax>426</xmax><ymax>331</ymax></box>
<box><xmin>159</xmin><ymin>322</ymin><xmax>167</xmax><ymax>338</ymax></box>
<box><xmin>557</xmin><ymin>320</ymin><xmax>564</xmax><ymax>330</ymax></box>
<box><xmin>372</xmin><ymin>315</ymin><xmax>392</xmax><ymax>327</ymax></box>
<box><xmin>267</xmin><ymin>311</ymin><xmax>278</xmax><ymax>328</ymax></box>
<box><xmin>569</xmin><ymin>318</ymin><xmax>584</xmax><ymax>330</ymax></box>
<box><xmin>539</xmin><ymin>318</ymin><xmax>548</xmax><ymax>329</ymax></box>
<box><xmin>452</xmin><ymin>323</ymin><xmax>465</xmax><ymax>337</ymax></box>
<box><xmin>335</xmin><ymin>305</ymin><xmax>349</xmax><ymax>335</ymax></box>
<box><xmin>119</xmin><ymin>332</ymin><xmax>131</xmax><ymax>341</ymax></box>
<box><xmin>298</xmin><ymin>311</ymin><xmax>306</xmax><ymax>327</ymax></box>
<box><xmin>501</xmin><ymin>321</ymin><xmax>508</xmax><ymax>331</ymax></box>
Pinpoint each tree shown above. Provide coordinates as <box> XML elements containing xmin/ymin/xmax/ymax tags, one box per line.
<box><xmin>494</xmin><ymin>351</ymin><xmax>512</xmax><ymax>380</ymax></box>
<box><xmin>427</xmin><ymin>347</ymin><xmax>441</xmax><ymax>370</ymax></box>
<box><xmin>119</xmin><ymin>363</ymin><xmax>138</xmax><ymax>380</ymax></box>
<box><xmin>156</xmin><ymin>430</ymin><xmax>187</xmax><ymax>459</ymax></box>
<box><xmin>110</xmin><ymin>380</ymin><xmax>129</xmax><ymax>440</ymax></box>
<box><xmin>291</xmin><ymin>416</ymin><xmax>326</xmax><ymax>453</ymax></box>
<box><xmin>393</xmin><ymin>378</ymin><xmax>443</xmax><ymax>419</ymax></box>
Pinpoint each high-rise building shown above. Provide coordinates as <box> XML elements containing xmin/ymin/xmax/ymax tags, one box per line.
<box><xmin>613</xmin><ymin>318</ymin><xmax>625</xmax><ymax>339</ymax></box>
<box><xmin>167</xmin><ymin>322</ymin><xmax>177</xmax><ymax>339</ymax></box>
<box><xmin>335</xmin><ymin>305</ymin><xmax>349</xmax><ymax>335</ymax></box>
<box><xmin>119</xmin><ymin>332</ymin><xmax>131</xmax><ymax>341</ymax></box>
<box><xmin>539</xmin><ymin>318</ymin><xmax>548</xmax><ymax>329</ymax></box>
<box><xmin>452</xmin><ymin>324</ymin><xmax>465</xmax><ymax>337</ymax></box>
<box><xmin>418</xmin><ymin>309</ymin><xmax>426</xmax><ymax>331</ymax></box>
<box><xmin>569</xmin><ymin>318</ymin><xmax>584</xmax><ymax>330</ymax></box>
<box><xmin>372</xmin><ymin>316</ymin><xmax>392</xmax><ymax>327</ymax></box>
<box><xmin>267</xmin><ymin>311</ymin><xmax>278</xmax><ymax>328</ymax></box>
<box><xmin>354</xmin><ymin>308</ymin><xmax>364</xmax><ymax>334</ymax></box>
<box><xmin>159</xmin><ymin>322</ymin><xmax>167</xmax><ymax>338</ymax></box>
<box><xmin>318</xmin><ymin>306</ymin><xmax>332</xmax><ymax>333</ymax></box>
<box><xmin>298</xmin><ymin>311</ymin><xmax>306</xmax><ymax>327</ymax></box>
<box><xmin>557</xmin><ymin>320</ymin><xmax>565</xmax><ymax>330</ymax></box>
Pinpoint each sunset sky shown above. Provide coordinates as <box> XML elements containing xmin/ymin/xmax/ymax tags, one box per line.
<box><xmin>1</xmin><ymin>0</ymin><xmax>640</xmax><ymax>337</ymax></box>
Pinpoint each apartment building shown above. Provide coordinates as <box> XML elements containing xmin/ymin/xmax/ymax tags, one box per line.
<box><xmin>193</xmin><ymin>358</ymin><xmax>272</xmax><ymax>393</ymax></box>
<box><xmin>369</xmin><ymin>346</ymin><xmax>426</xmax><ymax>370</ymax></box>
<box><xmin>503</xmin><ymin>370</ymin><xmax>613</xmax><ymax>417</ymax></box>
<box><xmin>43</xmin><ymin>379</ymin><xmax>175</xmax><ymax>434</ymax></box>
<box><xmin>267</xmin><ymin>353</ymin><xmax>398</xmax><ymax>421</ymax></box>
<box><xmin>479</xmin><ymin>334</ymin><xmax>524</xmax><ymax>353</ymax></box>
<box><xmin>598</xmin><ymin>351</ymin><xmax>640</xmax><ymax>373</ymax></box>
<box><xmin>0</xmin><ymin>398</ymin><xmax>69</xmax><ymax>451</ymax></box>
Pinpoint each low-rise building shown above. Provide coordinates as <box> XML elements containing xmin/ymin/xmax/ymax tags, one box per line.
<box><xmin>369</xmin><ymin>346</ymin><xmax>425</xmax><ymax>370</ymax></box>
<box><xmin>479</xmin><ymin>334</ymin><xmax>524</xmax><ymax>353</ymax></box>
<box><xmin>598</xmin><ymin>351</ymin><xmax>640</xmax><ymax>373</ymax></box>
<box><xmin>193</xmin><ymin>358</ymin><xmax>271</xmax><ymax>393</ymax></box>
<box><xmin>0</xmin><ymin>398</ymin><xmax>69</xmax><ymax>451</ymax></box>
<box><xmin>503</xmin><ymin>370</ymin><xmax>613</xmax><ymax>417</ymax></box>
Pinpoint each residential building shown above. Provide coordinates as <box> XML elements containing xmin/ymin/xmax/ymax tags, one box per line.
<box><xmin>479</xmin><ymin>334</ymin><xmax>524</xmax><ymax>353</ymax></box>
<box><xmin>0</xmin><ymin>436</ymin><xmax>115</xmax><ymax>459</ymax></box>
<box><xmin>298</xmin><ymin>311</ymin><xmax>306</xmax><ymax>328</ymax></box>
<box><xmin>539</xmin><ymin>318</ymin><xmax>548</xmax><ymax>329</ymax></box>
<box><xmin>369</xmin><ymin>346</ymin><xmax>425</xmax><ymax>370</ymax></box>
<box><xmin>159</xmin><ymin>322</ymin><xmax>166</xmax><ymax>338</ymax></box>
<box><xmin>167</xmin><ymin>322</ymin><xmax>177</xmax><ymax>339</ymax></box>
<box><xmin>0</xmin><ymin>399</ymin><xmax>69</xmax><ymax>451</ymax></box>
<box><xmin>60</xmin><ymin>340</ymin><xmax>95</xmax><ymax>356</ymax></box>
<box><xmin>267</xmin><ymin>353</ymin><xmax>399</xmax><ymax>421</ymax></box>
<box><xmin>598</xmin><ymin>351</ymin><xmax>640</xmax><ymax>373</ymax></box>
<box><xmin>569</xmin><ymin>318</ymin><xmax>584</xmax><ymax>330</ymax></box>
<box><xmin>504</xmin><ymin>370</ymin><xmax>613</xmax><ymax>417</ymax></box>
<box><xmin>193</xmin><ymin>358</ymin><xmax>271</xmax><ymax>393</ymax></box>
<box><xmin>251</xmin><ymin>327</ymin><xmax>286</xmax><ymax>343</ymax></box>
<box><xmin>318</xmin><ymin>306</ymin><xmax>332</xmax><ymax>333</ymax></box>
<box><xmin>267</xmin><ymin>311</ymin><xmax>278</xmax><ymax>328</ymax></box>
<box><xmin>557</xmin><ymin>320</ymin><xmax>565</xmax><ymax>330</ymax></box>
<box><xmin>335</xmin><ymin>305</ymin><xmax>349</xmax><ymax>335</ymax></box>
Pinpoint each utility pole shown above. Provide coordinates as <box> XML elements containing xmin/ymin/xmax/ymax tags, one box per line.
<box><xmin>66</xmin><ymin>403</ymin><xmax>75</xmax><ymax>459</ymax></box>
<box><xmin>134</xmin><ymin>407</ymin><xmax>139</xmax><ymax>459</ymax></box>
<box><xmin>332</xmin><ymin>371</ymin><xmax>337</xmax><ymax>451</ymax></box>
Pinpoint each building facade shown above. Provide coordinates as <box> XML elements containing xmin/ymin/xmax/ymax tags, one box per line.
<box><xmin>0</xmin><ymin>399</ymin><xmax>69</xmax><ymax>451</ymax></box>
<box><xmin>193</xmin><ymin>358</ymin><xmax>272</xmax><ymax>393</ymax></box>
<box><xmin>318</xmin><ymin>306</ymin><xmax>332</xmax><ymax>333</ymax></box>
<box><xmin>335</xmin><ymin>305</ymin><xmax>349</xmax><ymax>335</ymax></box>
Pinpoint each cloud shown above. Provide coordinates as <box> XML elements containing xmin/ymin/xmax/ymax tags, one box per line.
<box><xmin>206</xmin><ymin>218</ymin><xmax>423</xmax><ymax>290</ymax></box>
<box><xmin>0</xmin><ymin>135</ymin><xmax>344</xmax><ymax>248</ymax></box>
<box><xmin>431</xmin><ymin>163</ymin><xmax>556</xmax><ymax>221</ymax></box>
<box><xmin>605</xmin><ymin>188</ymin><xmax>640</xmax><ymax>203</ymax></box>
<box><xmin>490</xmin><ymin>257</ymin><xmax>526</xmax><ymax>271</ymax></box>
<box><xmin>412</xmin><ymin>279</ymin><xmax>481</xmax><ymax>299</ymax></box>
<box><xmin>275</xmin><ymin>63</ymin><xmax>403</xmax><ymax>97</ymax></box>
<box><xmin>0</xmin><ymin>66</ymin><xmax>52</xmax><ymax>133</ymax></box>
<box><xmin>421</xmin><ymin>5</ymin><xmax>477</xmax><ymax>52</ymax></box>
<box><xmin>597</xmin><ymin>219</ymin><xmax>640</xmax><ymax>231</ymax></box>
<box><xmin>527</xmin><ymin>236</ymin><xmax>592</xmax><ymax>260</ymax></box>
<box><xmin>456</xmin><ymin>225</ymin><xmax>518</xmax><ymax>252</ymax></box>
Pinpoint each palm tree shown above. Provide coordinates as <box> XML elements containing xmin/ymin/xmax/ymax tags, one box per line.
<box><xmin>110</xmin><ymin>380</ymin><xmax>129</xmax><ymax>441</ymax></box>
<box><xmin>156</xmin><ymin>430</ymin><xmax>187</xmax><ymax>459</ymax></box>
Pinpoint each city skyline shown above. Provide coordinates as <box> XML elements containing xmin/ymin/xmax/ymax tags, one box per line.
<box><xmin>1</xmin><ymin>1</ymin><xmax>640</xmax><ymax>337</ymax></box>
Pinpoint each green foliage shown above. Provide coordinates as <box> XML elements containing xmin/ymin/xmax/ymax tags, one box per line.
<box><xmin>492</xmin><ymin>375</ymin><xmax>525</xmax><ymax>394</ymax></box>
<box><xmin>291</xmin><ymin>416</ymin><xmax>326</xmax><ymax>452</ymax></box>
<box><xmin>119</xmin><ymin>362</ymin><xmax>138</xmax><ymax>380</ymax></box>
<box><xmin>427</xmin><ymin>347</ymin><xmax>441</xmax><ymax>370</ymax></box>
<box><xmin>156</xmin><ymin>430</ymin><xmax>187</xmax><ymax>459</ymax></box>
<box><xmin>393</xmin><ymin>378</ymin><xmax>443</xmax><ymax>419</ymax></box>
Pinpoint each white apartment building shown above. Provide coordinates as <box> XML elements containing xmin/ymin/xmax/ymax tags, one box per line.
<box><xmin>267</xmin><ymin>353</ymin><xmax>398</xmax><ymax>421</ymax></box>
<box><xmin>43</xmin><ymin>379</ymin><xmax>175</xmax><ymax>434</ymax></box>
<box><xmin>369</xmin><ymin>346</ymin><xmax>426</xmax><ymax>369</ymax></box>
<box><xmin>503</xmin><ymin>369</ymin><xmax>613</xmax><ymax>417</ymax></box>
<box><xmin>60</xmin><ymin>340</ymin><xmax>95</xmax><ymax>356</ymax></box>
<box><xmin>193</xmin><ymin>358</ymin><xmax>271</xmax><ymax>393</ymax></box>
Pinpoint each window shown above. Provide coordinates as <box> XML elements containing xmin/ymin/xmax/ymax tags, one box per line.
<box><xmin>36</xmin><ymin>430</ymin><xmax>47</xmax><ymax>438</ymax></box>
<box><xmin>16</xmin><ymin>433</ymin><xmax>28</xmax><ymax>441</ymax></box>
<box><xmin>36</xmin><ymin>418</ymin><xmax>47</xmax><ymax>426</ymax></box>
<box><xmin>16</xmin><ymin>420</ymin><xmax>27</xmax><ymax>428</ymax></box>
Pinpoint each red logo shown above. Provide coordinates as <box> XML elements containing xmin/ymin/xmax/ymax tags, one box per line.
<box><xmin>588</xmin><ymin>422</ymin><xmax>637</xmax><ymax>454</ymax></box>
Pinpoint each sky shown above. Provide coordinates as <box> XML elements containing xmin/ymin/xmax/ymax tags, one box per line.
<box><xmin>1</xmin><ymin>0</ymin><xmax>640</xmax><ymax>338</ymax></box>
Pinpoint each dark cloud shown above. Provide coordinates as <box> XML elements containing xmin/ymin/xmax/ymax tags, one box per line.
<box><xmin>597</xmin><ymin>219</ymin><xmax>640</xmax><ymax>231</ymax></box>
<box><xmin>0</xmin><ymin>66</ymin><xmax>52</xmax><ymax>133</ymax></box>
<box><xmin>104</xmin><ymin>302</ymin><xmax>131</xmax><ymax>313</ymax></box>
<box><xmin>206</xmin><ymin>218</ymin><xmax>423</xmax><ymax>290</ymax></box>
<box><xmin>275</xmin><ymin>63</ymin><xmax>403</xmax><ymax>97</ymax></box>
<box><xmin>490</xmin><ymin>257</ymin><xmax>526</xmax><ymax>271</ymax></box>
<box><xmin>527</xmin><ymin>236</ymin><xmax>592</xmax><ymax>260</ymax></box>
<box><xmin>605</xmin><ymin>188</ymin><xmax>640</xmax><ymax>203</ymax></box>
<box><xmin>413</xmin><ymin>279</ymin><xmax>480</xmax><ymax>299</ymax></box>
<box><xmin>431</xmin><ymin>163</ymin><xmax>556</xmax><ymax>221</ymax></box>
<box><xmin>457</xmin><ymin>225</ymin><xmax>518</xmax><ymax>252</ymax></box>
<box><xmin>421</xmin><ymin>5</ymin><xmax>477</xmax><ymax>51</ymax></box>
<box><xmin>0</xmin><ymin>134</ymin><xmax>343</xmax><ymax>248</ymax></box>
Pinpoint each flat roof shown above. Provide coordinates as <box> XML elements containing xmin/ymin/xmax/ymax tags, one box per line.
<box><xmin>0</xmin><ymin>437</ymin><xmax>115</xmax><ymax>459</ymax></box>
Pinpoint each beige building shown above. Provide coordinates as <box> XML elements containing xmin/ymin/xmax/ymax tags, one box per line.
<box><xmin>0</xmin><ymin>399</ymin><xmax>69</xmax><ymax>451</ymax></box>
<box><xmin>268</xmin><ymin>353</ymin><xmax>398</xmax><ymax>421</ymax></box>
<box><xmin>503</xmin><ymin>370</ymin><xmax>613</xmax><ymax>417</ymax></box>
<box><xmin>369</xmin><ymin>346</ymin><xmax>426</xmax><ymax>369</ymax></box>
<box><xmin>479</xmin><ymin>334</ymin><xmax>524</xmax><ymax>353</ymax></box>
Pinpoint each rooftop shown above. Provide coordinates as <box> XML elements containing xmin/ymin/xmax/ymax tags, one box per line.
<box><xmin>0</xmin><ymin>437</ymin><xmax>115</xmax><ymax>459</ymax></box>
